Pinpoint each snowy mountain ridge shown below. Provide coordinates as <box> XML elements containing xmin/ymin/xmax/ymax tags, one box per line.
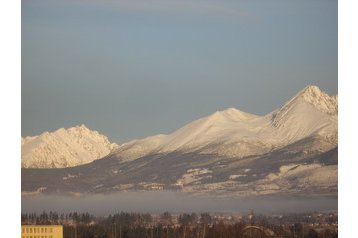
<box><xmin>113</xmin><ymin>85</ymin><xmax>337</xmax><ymax>162</ymax></box>
<box><xmin>21</xmin><ymin>85</ymin><xmax>338</xmax><ymax>197</ymax></box>
<box><xmin>295</xmin><ymin>85</ymin><xmax>337</xmax><ymax>115</ymax></box>
<box><xmin>22</xmin><ymin>124</ymin><xmax>119</xmax><ymax>168</ymax></box>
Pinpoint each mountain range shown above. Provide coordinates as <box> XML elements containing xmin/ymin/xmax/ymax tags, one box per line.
<box><xmin>21</xmin><ymin>85</ymin><xmax>338</xmax><ymax>197</ymax></box>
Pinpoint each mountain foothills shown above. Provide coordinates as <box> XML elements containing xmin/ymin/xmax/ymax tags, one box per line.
<box><xmin>21</xmin><ymin>125</ymin><xmax>118</xmax><ymax>168</ymax></box>
<box><xmin>22</xmin><ymin>85</ymin><xmax>338</xmax><ymax>197</ymax></box>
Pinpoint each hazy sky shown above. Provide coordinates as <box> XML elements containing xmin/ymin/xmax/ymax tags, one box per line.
<box><xmin>22</xmin><ymin>0</ymin><xmax>337</xmax><ymax>143</ymax></box>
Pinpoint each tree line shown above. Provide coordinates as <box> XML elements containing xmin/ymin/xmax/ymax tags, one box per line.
<box><xmin>21</xmin><ymin>211</ymin><xmax>338</xmax><ymax>238</ymax></box>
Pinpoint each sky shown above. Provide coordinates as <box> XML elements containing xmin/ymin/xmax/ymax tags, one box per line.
<box><xmin>22</xmin><ymin>0</ymin><xmax>338</xmax><ymax>143</ymax></box>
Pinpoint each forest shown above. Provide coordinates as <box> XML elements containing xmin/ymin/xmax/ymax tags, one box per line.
<box><xmin>21</xmin><ymin>211</ymin><xmax>338</xmax><ymax>238</ymax></box>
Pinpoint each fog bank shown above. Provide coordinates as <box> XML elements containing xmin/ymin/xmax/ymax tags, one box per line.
<box><xmin>22</xmin><ymin>191</ymin><xmax>337</xmax><ymax>215</ymax></box>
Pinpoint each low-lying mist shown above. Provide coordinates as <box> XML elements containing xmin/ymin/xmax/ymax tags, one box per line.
<box><xmin>22</xmin><ymin>191</ymin><xmax>337</xmax><ymax>215</ymax></box>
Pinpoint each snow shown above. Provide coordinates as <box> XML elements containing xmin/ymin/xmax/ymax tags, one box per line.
<box><xmin>263</xmin><ymin>163</ymin><xmax>337</xmax><ymax>192</ymax></box>
<box><xmin>113</xmin><ymin>85</ymin><xmax>337</xmax><ymax>161</ymax></box>
<box><xmin>186</xmin><ymin>163</ymin><xmax>337</xmax><ymax>197</ymax></box>
<box><xmin>22</xmin><ymin>124</ymin><xmax>119</xmax><ymax>168</ymax></box>
<box><xmin>268</xmin><ymin>85</ymin><xmax>337</xmax><ymax>144</ymax></box>
<box><xmin>228</xmin><ymin>174</ymin><xmax>246</xmax><ymax>180</ymax></box>
<box><xmin>176</xmin><ymin>168</ymin><xmax>213</xmax><ymax>186</ymax></box>
<box><xmin>21</xmin><ymin>85</ymin><xmax>338</xmax><ymax>197</ymax></box>
<box><xmin>21</xmin><ymin>187</ymin><xmax>47</xmax><ymax>196</ymax></box>
<box><xmin>298</xmin><ymin>85</ymin><xmax>338</xmax><ymax>115</ymax></box>
<box><xmin>112</xmin><ymin>184</ymin><xmax>134</xmax><ymax>191</ymax></box>
<box><xmin>112</xmin><ymin>134</ymin><xmax>166</xmax><ymax>162</ymax></box>
<box><xmin>62</xmin><ymin>174</ymin><xmax>79</xmax><ymax>180</ymax></box>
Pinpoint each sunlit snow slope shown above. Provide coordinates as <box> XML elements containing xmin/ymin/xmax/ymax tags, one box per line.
<box><xmin>114</xmin><ymin>85</ymin><xmax>337</xmax><ymax>161</ymax></box>
<box><xmin>22</xmin><ymin>85</ymin><xmax>338</xmax><ymax>196</ymax></box>
<box><xmin>22</xmin><ymin>125</ymin><xmax>118</xmax><ymax>168</ymax></box>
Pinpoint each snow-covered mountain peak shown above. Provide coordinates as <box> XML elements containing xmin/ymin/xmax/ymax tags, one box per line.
<box><xmin>74</xmin><ymin>124</ymin><xmax>89</xmax><ymax>130</ymax></box>
<box><xmin>266</xmin><ymin>85</ymin><xmax>337</xmax><ymax>145</ymax></box>
<box><xmin>22</xmin><ymin>125</ymin><xmax>119</xmax><ymax>168</ymax></box>
<box><xmin>300</xmin><ymin>85</ymin><xmax>322</xmax><ymax>96</ymax></box>
<box><xmin>208</xmin><ymin>107</ymin><xmax>258</xmax><ymax>123</ymax></box>
<box><xmin>292</xmin><ymin>85</ymin><xmax>337</xmax><ymax>115</ymax></box>
<box><xmin>22</xmin><ymin>85</ymin><xmax>338</xmax><ymax>196</ymax></box>
<box><xmin>109</xmin><ymin>85</ymin><xmax>337</xmax><ymax>162</ymax></box>
<box><xmin>66</xmin><ymin>124</ymin><xmax>91</xmax><ymax>133</ymax></box>
<box><xmin>271</xmin><ymin>85</ymin><xmax>337</xmax><ymax>126</ymax></box>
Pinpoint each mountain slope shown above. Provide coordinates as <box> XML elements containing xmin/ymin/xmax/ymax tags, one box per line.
<box><xmin>21</xmin><ymin>85</ymin><xmax>338</xmax><ymax>197</ymax></box>
<box><xmin>113</xmin><ymin>85</ymin><xmax>337</xmax><ymax>161</ymax></box>
<box><xmin>269</xmin><ymin>85</ymin><xmax>337</xmax><ymax>144</ymax></box>
<box><xmin>22</xmin><ymin>125</ymin><xmax>119</xmax><ymax>168</ymax></box>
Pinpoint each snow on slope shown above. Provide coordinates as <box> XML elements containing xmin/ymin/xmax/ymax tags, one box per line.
<box><xmin>113</xmin><ymin>134</ymin><xmax>166</xmax><ymax>162</ymax></box>
<box><xmin>113</xmin><ymin>85</ymin><xmax>337</xmax><ymax>161</ymax></box>
<box><xmin>263</xmin><ymin>163</ymin><xmax>337</xmax><ymax>192</ymax></box>
<box><xmin>22</xmin><ymin>124</ymin><xmax>119</xmax><ymax>168</ymax></box>
<box><xmin>268</xmin><ymin>85</ymin><xmax>337</xmax><ymax>144</ymax></box>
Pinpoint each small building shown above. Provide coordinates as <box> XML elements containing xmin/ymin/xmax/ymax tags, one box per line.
<box><xmin>21</xmin><ymin>225</ymin><xmax>63</xmax><ymax>238</ymax></box>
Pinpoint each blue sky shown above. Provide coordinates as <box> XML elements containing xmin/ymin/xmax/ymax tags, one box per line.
<box><xmin>22</xmin><ymin>0</ymin><xmax>337</xmax><ymax>143</ymax></box>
